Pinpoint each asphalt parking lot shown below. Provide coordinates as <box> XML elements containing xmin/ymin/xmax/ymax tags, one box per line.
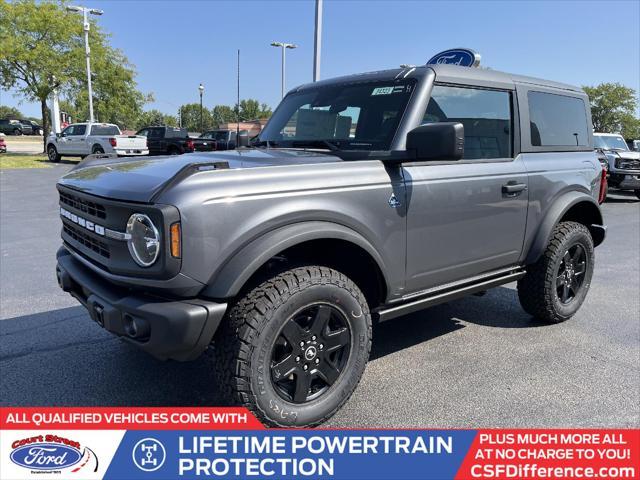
<box><xmin>1</xmin><ymin>165</ymin><xmax>638</xmax><ymax>427</ymax></box>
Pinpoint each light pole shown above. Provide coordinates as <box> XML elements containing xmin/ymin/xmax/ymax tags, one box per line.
<box><xmin>313</xmin><ymin>0</ymin><xmax>323</xmax><ymax>82</ymax></box>
<box><xmin>66</xmin><ymin>5</ymin><xmax>103</xmax><ymax>123</ymax></box>
<box><xmin>270</xmin><ymin>42</ymin><xmax>297</xmax><ymax>99</ymax></box>
<box><xmin>198</xmin><ymin>83</ymin><xmax>204</xmax><ymax>132</ymax></box>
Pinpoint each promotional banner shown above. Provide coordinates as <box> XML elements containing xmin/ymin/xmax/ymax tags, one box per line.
<box><xmin>1</xmin><ymin>408</ymin><xmax>638</xmax><ymax>480</ymax></box>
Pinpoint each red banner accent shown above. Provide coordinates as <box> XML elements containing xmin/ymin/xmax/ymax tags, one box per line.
<box><xmin>456</xmin><ymin>429</ymin><xmax>640</xmax><ymax>479</ymax></box>
<box><xmin>0</xmin><ymin>407</ymin><xmax>264</xmax><ymax>430</ymax></box>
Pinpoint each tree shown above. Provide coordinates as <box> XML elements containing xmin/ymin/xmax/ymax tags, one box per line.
<box><xmin>178</xmin><ymin>103</ymin><xmax>213</xmax><ymax>132</ymax></box>
<box><xmin>0</xmin><ymin>0</ymin><xmax>150</xmax><ymax>149</ymax></box>
<box><xmin>211</xmin><ymin>105</ymin><xmax>236</xmax><ymax>126</ymax></box>
<box><xmin>135</xmin><ymin>109</ymin><xmax>178</xmax><ymax>130</ymax></box>
<box><xmin>583</xmin><ymin>83</ymin><xmax>639</xmax><ymax>138</ymax></box>
<box><xmin>0</xmin><ymin>105</ymin><xmax>23</xmax><ymax>119</ymax></box>
<box><xmin>239</xmin><ymin>99</ymin><xmax>272</xmax><ymax>121</ymax></box>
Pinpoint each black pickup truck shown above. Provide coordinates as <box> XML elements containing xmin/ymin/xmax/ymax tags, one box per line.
<box><xmin>135</xmin><ymin>126</ymin><xmax>194</xmax><ymax>156</ymax></box>
<box><xmin>195</xmin><ymin>129</ymin><xmax>238</xmax><ymax>151</ymax></box>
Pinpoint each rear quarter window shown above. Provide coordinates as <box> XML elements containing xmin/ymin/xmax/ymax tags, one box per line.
<box><xmin>528</xmin><ymin>91</ymin><xmax>589</xmax><ymax>147</ymax></box>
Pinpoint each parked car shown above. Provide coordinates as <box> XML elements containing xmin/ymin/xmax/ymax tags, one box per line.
<box><xmin>0</xmin><ymin>134</ymin><xmax>6</xmax><ymax>153</ymax></box>
<box><xmin>197</xmin><ymin>129</ymin><xmax>238</xmax><ymax>151</ymax></box>
<box><xmin>136</xmin><ymin>126</ymin><xmax>195</xmax><ymax>156</ymax></box>
<box><xmin>0</xmin><ymin>118</ymin><xmax>32</xmax><ymax>135</ymax></box>
<box><xmin>19</xmin><ymin>119</ymin><xmax>44</xmax><ymax>136</ymax></box>
<box><xmin>55</xmin><ymin>62</ymin><xmax>606</xmax><ymax>428</ymax></box>
<box><xmin>594</xmin><ymin>132</ymin><xmax>640</xmax><ymax>199</ymax></box>
<box><xmin>46</xmin><ymin>122</ymin><xmax>148</xmax><ymax>162</ymax></box>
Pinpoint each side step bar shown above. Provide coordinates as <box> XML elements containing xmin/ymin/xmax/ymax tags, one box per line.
<box><xmin>375</xmin><ymin>268</ymin><xmax>526</xmax><ymax>322</ymax></box>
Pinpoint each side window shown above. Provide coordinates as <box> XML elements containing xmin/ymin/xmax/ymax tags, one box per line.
<box><xmin>528</xmin><ymin>91</ymin><xmax>589</xmax><ymax>147</ymax></box>
<box><xmin>61</xmin><ymin>126</ymin><xmax>74</xmax><ymax>136</ymax></box>
<box><xmin>423</xmin><ymin>85</ymin><xmax>512</xmax><ymax>159</ymax></box>
<box><xmin>72</xmin><ymin>125</ymin><xmax>86</xmax><ymax>136</ymax></box>
<box><xmin>137</xmin><ymin>129</ymin><xmax>148</xmax><ymax>137</ymax></box>
<box><xmin>148</xmin><ymin>128</ymin><xmax>161</xmax><ymax>139</ymax></box>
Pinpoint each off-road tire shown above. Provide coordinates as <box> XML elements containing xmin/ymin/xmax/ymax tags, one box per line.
<box><xmin>47</xmin><ymin>144</ymin><xmax>61</xmax><ymax>163</ymax></box>
<box><xmin>211</xmin><ymin>266</ymin><xmax>372</xmax><ymax>427</ymax></box>
<box><xmin>518</xmin><ymin>221</ymin><xmax>594</xmax><ymax>323</ymax></box>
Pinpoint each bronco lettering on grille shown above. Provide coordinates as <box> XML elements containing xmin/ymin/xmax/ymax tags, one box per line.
<box><xmin>60</xmin><ymin>207</ymin><xmax>105</xmax><ymax>236</ymax></box>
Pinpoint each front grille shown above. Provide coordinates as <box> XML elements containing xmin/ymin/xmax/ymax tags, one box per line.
<box><xmin>63</xmin><ymin>223</ymin><xmax>110</xmax><ymax>258</ymax></box>
<box><xmin>59</xmin><ymin>190</ymin><xmax>106</xmax><ymax>219</ymax></box>
<box><xmin>616</xmin><ymin>158</ymin><xmax>640</xmax><ymax>170</ymax></box>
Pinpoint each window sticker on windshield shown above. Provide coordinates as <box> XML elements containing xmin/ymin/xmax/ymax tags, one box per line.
<box><xmin>371</xmin><ymin>85</ymin><xmax>407</xmax><ymax>96</ymax></box>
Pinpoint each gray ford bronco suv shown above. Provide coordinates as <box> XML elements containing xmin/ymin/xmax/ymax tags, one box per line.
<box><xmin>56</xmin><ymin>63</ymin><xmax>606</xmax><ymax>427</ymax></box>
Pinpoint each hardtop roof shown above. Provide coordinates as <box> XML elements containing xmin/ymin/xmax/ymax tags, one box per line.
<box><xmin>294</xmin><ymin>64</ymin><xmax>582</xmax><ymax>94</ymax></box>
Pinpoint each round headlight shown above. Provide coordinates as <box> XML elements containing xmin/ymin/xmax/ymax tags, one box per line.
<box><xmin>126</xmin><ymin>213</ymin><xmax>160</xmax><ymax>267</ymax></box>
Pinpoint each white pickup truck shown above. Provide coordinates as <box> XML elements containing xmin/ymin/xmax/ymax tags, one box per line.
<box><xmin>46</xmin><ymin>122</ymin><xmax>148</xmax><ymax>162</ymax></box>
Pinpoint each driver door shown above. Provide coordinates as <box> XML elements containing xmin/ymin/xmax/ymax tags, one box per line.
<box><xmin>57</xmin><ymin>125</ymin><xmax>75</xmax><ymax>154</ymax></box>
<box><xmin>403</xmin><ymin>84</ymin><xmax>528</xmax><ymax>292</ymax></box>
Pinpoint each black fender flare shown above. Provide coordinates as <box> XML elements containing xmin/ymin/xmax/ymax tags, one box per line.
<box><xmin>524</xmin><ymin>191</ymin><xmax>605</xmax><ymax>265</ymax></box>
<box><xmin>201</xmin><ymin>221</ymin><xmax>390</xmax><ymax>299</ymax></box>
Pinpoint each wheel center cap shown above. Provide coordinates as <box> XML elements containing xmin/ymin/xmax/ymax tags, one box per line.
<box><xmin>304</xmin><ymin>346</ymin><xmax>317</xmax><ymax>361</ymax></box>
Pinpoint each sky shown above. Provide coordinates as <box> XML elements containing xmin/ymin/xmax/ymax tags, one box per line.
<box><xmin>2</xmin><ymin>0</ymin><xmax>639</xmax><ymax>119</ymax></box>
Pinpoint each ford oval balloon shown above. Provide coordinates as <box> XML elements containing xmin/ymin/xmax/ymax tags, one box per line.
<box><xmin>10</xmin><ymin>444</ymin><xmax>82</xmax><ymax>471</ymax></box>
<box><xmin>426</xmin><ymin>48</ymin><xmax>481</xmax><ymax>67</ymax></box>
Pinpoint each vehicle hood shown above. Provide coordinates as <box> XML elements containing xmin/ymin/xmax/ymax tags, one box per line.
<box><xmin>604</xmin><ymin>150</ymin><xmax>640</xmax><ymax>160</ymax></box>
<box><xmin>57</xmin><ymin>149</ymin><xmax>341</xmax><ymax>203</ymax></box>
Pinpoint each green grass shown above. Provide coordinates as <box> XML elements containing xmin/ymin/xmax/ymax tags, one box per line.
<box><xmin>0</xmin><ymin>153</ymin><xmax>51</xmax><ymax>169</ymax></box>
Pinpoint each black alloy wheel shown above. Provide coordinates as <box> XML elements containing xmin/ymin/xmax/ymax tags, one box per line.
<box><xmin>555</xmin><ymin>244</ymin><xmax>588</xmax><ymax>304</ymax></box>
<box><xmin>270</xmin><ymin>303</ymin><xmax>351</xmax><ymax>403</ymax></box>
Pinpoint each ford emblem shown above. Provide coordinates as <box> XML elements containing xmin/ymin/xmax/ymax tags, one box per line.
<box><xmin>426</xmin><ymin>48</ymin><xmax>481</xmax><ymax>68</ymax></box>
<box><xmin>10</xmin><ymin>443</ymin><xmax>82</xmax><ymax>471</ymax></box>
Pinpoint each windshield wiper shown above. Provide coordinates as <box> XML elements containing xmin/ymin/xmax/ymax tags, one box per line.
<box><xmin>252</xmin><ymin>140</ymin><xmax>278</xmax><ymax>148</ymax></box>
<box><xmin>290</xmin><ymin>139</ymin><xmax>340</xmax><ymax>151</ymax></box>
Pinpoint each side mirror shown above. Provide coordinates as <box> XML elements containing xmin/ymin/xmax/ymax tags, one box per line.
<box><xmin>406</xmin><ymin>122</ymin><xmax>464</xmax><ymax>161</ymax></box>
<box><xmin>56</xmin><ymin>133</ymin><xmax>61</xmax><ymax>138</ymax></box>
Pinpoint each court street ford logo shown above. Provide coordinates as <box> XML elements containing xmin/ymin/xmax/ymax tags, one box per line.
<box><xmin>427</xmin><ymin>48</ymin><xmax>481</xmax><ymax>67</ymax></box>
<box><xmin>10</xmin><ymin>437</ymin><xmax>82</xmax><ymax>471</ymax></box>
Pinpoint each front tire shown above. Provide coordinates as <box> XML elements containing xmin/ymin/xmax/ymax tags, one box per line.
<box><xmin>212</xmin><ymin>266</ymin><xmax>371</xmax><ymax>427</ymax></box>
<box><xmin>518</xmin><ymin>221</ymin><xmax>594</xmax><ymax>323</ymax></box>
<box><xmin>13</xmin><ymin>128</ymin><xmax>22</xmax><ymax>136</ymax></box>
<box><xmin>47</xmin><ymin>145</ymin><xmax>61</xmax><ymax>163</ymax></box>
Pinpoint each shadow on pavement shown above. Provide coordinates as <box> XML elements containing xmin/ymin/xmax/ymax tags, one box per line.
<box><xmin>1</xmin><ymin>286</ymin><xmax>549</xmax><ymax>406</ymax></box>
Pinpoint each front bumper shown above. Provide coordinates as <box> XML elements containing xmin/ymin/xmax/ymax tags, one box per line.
<box><xmin>56</xmin><ymin>247</ymin><xmax>226</xmax><ymax>361</ymax></box>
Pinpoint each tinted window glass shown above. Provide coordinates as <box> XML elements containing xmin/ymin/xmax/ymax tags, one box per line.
<box><xmin>164</xmin><ymin>127</ymin><xmax>188</xmax><ymax>138</ymax></box>
<box><xmin>72</xmin><ymin>125</ymin><xmax>86</xmax><ymax>135</ymax></box>
<box><xmin>91</xmin><ymin>124</ymin><xmax>120</xmax><ymax>135</ymax></box>
<box><xmin>423</xmin><ymin>85</ymin><xmax>512</xmax><ymax>159</ymax></box>
<box><xmin>61</xmin><ymin>126</ymin><xmax>74</xmax><ymax>136</ymax></box>
<box><xmin>528</xmin><ymin>92</ymin><xmax>589</xmax><ymax>147</ymax></box>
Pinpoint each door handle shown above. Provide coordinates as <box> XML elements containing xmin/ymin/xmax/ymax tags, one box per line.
<box><xmin>502</xmin><ymin>182</ymin><xmax>527</xmax><ymax>195</ymax></box>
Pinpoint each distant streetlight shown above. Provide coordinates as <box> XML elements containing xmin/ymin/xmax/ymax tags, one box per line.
<box><xmin>270</xmin><ymin>42</ymin><xmax>297</xmax><ymax>99</ymax></box>
<box><xmin>66</xmin><ymin>5</ymin><xmax>103</xmax><ymax>123</ymax></box>
<box><xmin>198</xmin><ymin>83</ymin><xmax>204</xmax><ymax>132</ymax></box>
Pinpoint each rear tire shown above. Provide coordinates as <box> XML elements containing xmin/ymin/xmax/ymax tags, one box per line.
<box><xmin>211</xmin><ymin>266</ymin><xmax>371</xmax><ymax>427</ymax></box>
<box><xmin>92</xmin><ymin>145</ymin><xmax>104</xmax><ymax>154</ymax></box>
<box><xmin>47</xmin><ymin>145</ymin><xmax>61</xmax><ymax>163</ymax></box>
<box><xmin>168</xmin><ymin>147</ymin><xmax>180</xmax><ymax>155</ymax></box>
<box><xmin>517</xmin><ymin>221</ymin><xmax>594</xmax><ymax>323</ymax></box>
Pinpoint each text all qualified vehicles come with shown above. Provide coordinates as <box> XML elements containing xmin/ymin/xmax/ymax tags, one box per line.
<box><xmin>55</xmin><ymin>63</ymin><xmax>606</xmax><ymax>427</ymax></box>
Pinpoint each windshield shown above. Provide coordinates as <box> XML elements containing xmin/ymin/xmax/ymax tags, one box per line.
<box><xmin>594</xmin><ymin>135</ymin><xmax>629</xmax><ymax>151</ymax></box>
<box><xmin>91</xmin><ymin>124</ymin><xmax>120</xmax><ymax>136</ymax></box>
<box><xmin>259</xmin><ymin>80</ymin><xmax>416</xmax><ymax>151</ymax></box>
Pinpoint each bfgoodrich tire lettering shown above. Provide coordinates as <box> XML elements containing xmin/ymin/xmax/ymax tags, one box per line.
<box><xmin>211</xmin><ymin>266</ymin><xmax>371</xmax><ymax>427</ymax></box>
<box><xmin>517</xmin><ymin>221</ymin><xmax>595</xmax><ymax>323</ymax></box>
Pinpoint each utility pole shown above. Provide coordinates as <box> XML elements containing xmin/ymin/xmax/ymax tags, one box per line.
<box><xmin>198</xmin><ymin>83</ymin><xmax>204</xmax><ymax>132</ymax></box>
<box><xmin>237</xmin><ymin>49</ymin><xmax>240</xmax><ymax>139</ymax></box>
<box><xmin>66</xmin><ymin>5</ymin><xmax>103</xmax><ymax>122</ymax></box>
<box><xmin>313</xmin><ymin>0</ymin><xmax>323</xmax><ymax>82</ymax></box>
<box><xmin>270</xmin><ymin>42</ymin><xmax>297</xmax><ymax>99</ymax></box>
